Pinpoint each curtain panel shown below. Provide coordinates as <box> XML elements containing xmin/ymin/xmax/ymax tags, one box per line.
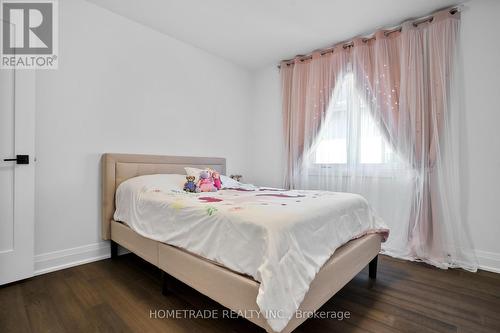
<box><xmin>280</xmin><ymin>9</ymin><xmax>477</xmax><ymax>271</ymax></box>
<box><xmin>281</xmin><ymin>51</ymin><xmax>347</xmax><ymax>189</ymax></box>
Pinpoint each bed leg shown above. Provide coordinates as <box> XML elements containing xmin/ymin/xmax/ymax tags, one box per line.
<box><xmin>161</xmin><ymin>271</ymin><xmax>173</xmax><ymax>296</ymax></box>
<box><xmin>110</xmin><ymin>240</ymin><xmax>118</xmax><ymax>259</ymax></box>
<box><xmin>369</xmin><ymin>255</ymin><xmax>378</xmax><ymax>280</ymax></box>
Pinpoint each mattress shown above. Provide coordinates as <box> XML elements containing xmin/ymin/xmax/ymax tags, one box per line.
<box><xmin>113</xmin><ymin>174</ymin><xmax>389</xmax><ymax>332</ymax></box>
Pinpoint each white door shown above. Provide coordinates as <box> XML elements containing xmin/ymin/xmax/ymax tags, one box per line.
<box><xmin>0</xmin><ymin>64</ymin><xmax>36</xmax><ymax>285</ymax></box>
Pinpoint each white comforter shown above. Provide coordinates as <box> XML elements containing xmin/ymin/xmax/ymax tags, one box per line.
<box><xmin>114</xmin><ymin>175</ymin><xmax>388</xmax><ymax>332</ymax></box>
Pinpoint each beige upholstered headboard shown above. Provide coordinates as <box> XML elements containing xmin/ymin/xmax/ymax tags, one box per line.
<box><xmin>101</xmin><ymin>153</ymin><xmax>226</xmax><ymax>240</ymax></box>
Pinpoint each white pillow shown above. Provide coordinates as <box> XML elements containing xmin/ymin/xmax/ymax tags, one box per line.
<box><xmin>114</xmin><ymin>174</ymin><xmax>187</xmax><ymax>223</ymax></box>
<box><xmin>118</xmin><ymin>174</ymin><xmax>186</xmax><ymax>193</ymax></box>
<box><xmin>219</xmin><ymin>175</ymin><xmax>241</xmax><ymax>188</ymax></box>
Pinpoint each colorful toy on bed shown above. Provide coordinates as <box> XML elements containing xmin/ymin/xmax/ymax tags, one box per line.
<box><xmin>197</xmin><ymin>170</ymin><xmax>217</xmax><ymax>192</ymax></box>
<box><xmin>212</xmin><ymin>171</ymin><xmax>222</xmax><ymax>190</ymax></box>
<box><xmin>183</xmin><ymin>175</ymin><xmax>197</xmax><ymax>193</ymax></box>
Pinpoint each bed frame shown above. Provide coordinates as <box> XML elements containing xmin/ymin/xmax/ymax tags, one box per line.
<box><xmin>102</xmin><ymin>153</ymin><xmax>381</xmax><ymax>333</ymax></box>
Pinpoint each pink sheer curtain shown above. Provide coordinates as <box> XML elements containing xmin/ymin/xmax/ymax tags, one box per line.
<box><xmin>281</xmin><ymin>50</ymin><xmax>347</xmax><ymax>189</ymax></box>
<box><xmin>281</xmin><ymin>9</ymin><xmax>477</xmax><ymax>270</ymax></box>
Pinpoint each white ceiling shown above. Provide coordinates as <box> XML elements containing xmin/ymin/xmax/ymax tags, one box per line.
<box><xmin>86</xmin><ymin>0</ymin><xmax>467</xmax><ymax>69</ymax></box>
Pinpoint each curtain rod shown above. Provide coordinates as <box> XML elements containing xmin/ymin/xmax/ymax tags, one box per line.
<box><xmin>278</xmin><ymin>5</ymin><xmax>462</xmax><ymax>69</ymax></box>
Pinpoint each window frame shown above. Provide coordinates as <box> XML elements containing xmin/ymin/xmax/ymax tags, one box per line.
<box><xmin>308</xmin><ymin>72</ymin><xmax>402</xmax><ymax>176</ymax></box>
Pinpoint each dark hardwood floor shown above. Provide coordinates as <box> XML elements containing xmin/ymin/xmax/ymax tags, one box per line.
<box><xmin>1</xmin><ymin>254</ymin><xmax>499</xmax><ymax>333</ymax></box>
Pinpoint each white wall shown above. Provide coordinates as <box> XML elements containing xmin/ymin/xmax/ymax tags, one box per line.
<box><xmin>249</xmin><ymin>0</ymin><xmax>500</xmax><ymax>272</ymax></box>
<box><xmin>460</xmin><ymin>0</ymin><xmax>500</xmax><ymax>272</ymax></box>
<box><xmin>34</xmin><ymin>0</ymin><xmax>253</xmax><ymax>273</ymax></box>
<box><xmin>247</xmin><ymin>65</ymin><xmax>283</xmax><ymax>188</ymax></box>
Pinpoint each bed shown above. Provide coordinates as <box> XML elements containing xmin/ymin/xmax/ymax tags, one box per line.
<box><xmin>101</xmin><ymin>153</ymin><xmax>386</xmax><ymax>333</ymax></box>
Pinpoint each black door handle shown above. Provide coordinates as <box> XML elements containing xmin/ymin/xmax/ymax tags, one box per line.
<box><xmin>3</xmin><ymin>155</ymin><xmax>29</xmax><ymax>164</ymax></box>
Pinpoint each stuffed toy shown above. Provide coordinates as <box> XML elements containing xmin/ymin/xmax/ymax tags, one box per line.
<box><xmin>230</xmin><ymin>174</ymin><xmax>243</xmax><ymax>182</ymax></box>
<box><xmin>183</xmin><ymin>176</ymin><xmax>197</xmax><ymax>193</ymax></box>
<box><xmin>197</xmin><ymin>170</ymin><xmax>217</xmax><ymax>192</ymax></box>
<box><xmin>212</xmin><ymin>171</ymin><xmax>222</xmax><ymax>190</ymax></box>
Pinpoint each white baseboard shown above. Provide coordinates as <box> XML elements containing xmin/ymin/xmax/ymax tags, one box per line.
<box><xmin>476</xmin><ymin>250</ymin><xmax>500</xmax><ymax>274</ymax></box>
<box><xmin>34</xmin><ymin>241</ymin><xmax>130</xmax><ymax>276</ymax></box>
<box><xmin>34</xmin><ymin>241</ymin><xmax>500</xmax><ymax>276</ymax></box>
<box><xmin>34</xmin><ymin>242</ymin><xmax>111</xmax><ymax>276</ymax></box>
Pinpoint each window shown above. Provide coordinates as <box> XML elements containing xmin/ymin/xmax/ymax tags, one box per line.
<box><xmin>312</xmin><ymin>73</ymin><xmax>397</xmax><ymax>167</ymax></box>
